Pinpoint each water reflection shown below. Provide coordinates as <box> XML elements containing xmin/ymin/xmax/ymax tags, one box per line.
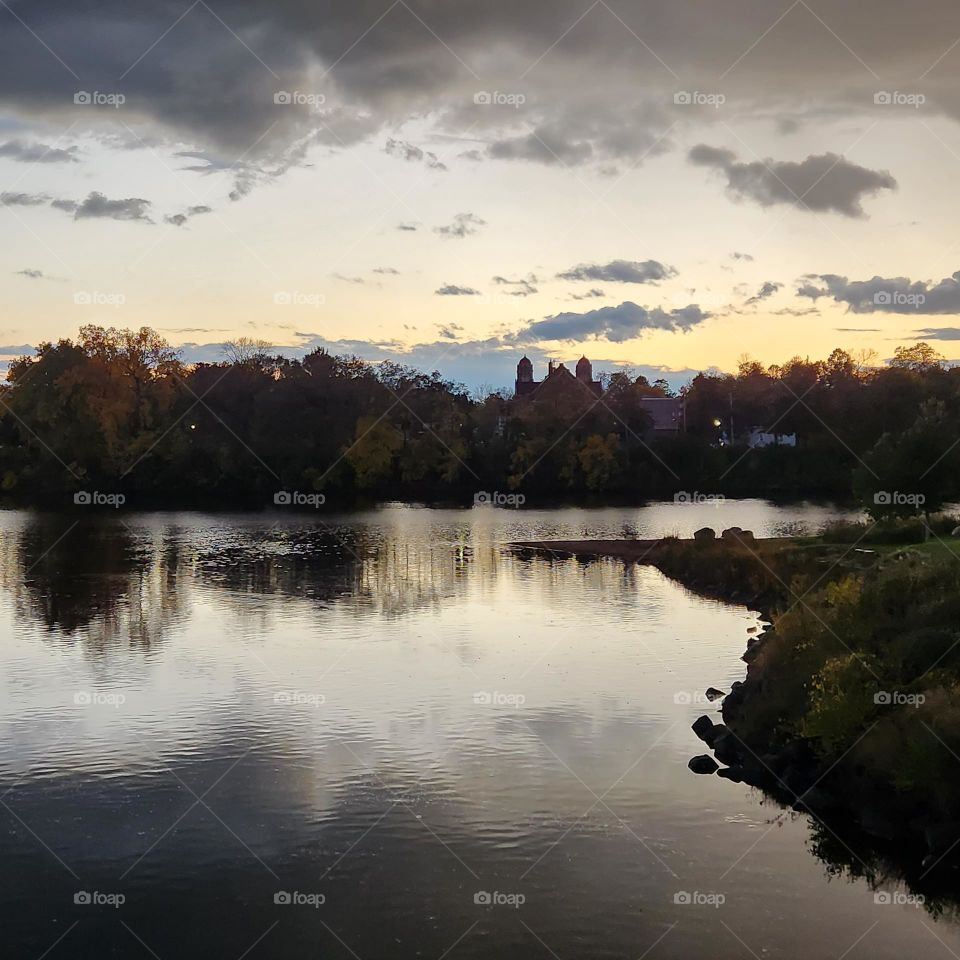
<box><xmin>0</xmin><ymin>503</ymin><xmax>956</xmax><ymax>959</ymax></box>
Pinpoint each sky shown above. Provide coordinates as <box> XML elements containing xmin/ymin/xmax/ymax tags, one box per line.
<box><xmin>3</xmin><ymin>0</ymin><xmax>960</xmax><ymax>391</ymax></box>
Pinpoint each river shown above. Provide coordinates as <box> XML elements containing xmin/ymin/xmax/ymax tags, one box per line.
<box><xmin>1</xmin><ymin>501</ymin><xmax>954</xmax><ymax>958</ymax></box>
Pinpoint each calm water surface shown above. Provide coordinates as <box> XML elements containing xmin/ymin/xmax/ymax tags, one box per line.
<box><xmin>1</xmin><ymin>501</ymin><xmax>954</xmax><ymax>958</ymax></box>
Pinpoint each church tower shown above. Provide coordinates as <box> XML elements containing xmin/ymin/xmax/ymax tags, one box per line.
<box><xmin>575</xmin><ymin>356</ymin><xmax>593</xmax><ymax>383</ymax></box>
<box><xmin>515</xmin><ymin>356</ymin><xmax>537</xmax><ymax>397</ymax></box>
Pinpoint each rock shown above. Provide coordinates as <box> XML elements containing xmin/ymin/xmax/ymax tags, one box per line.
<box><xmin>688</xmin><ymin>755</ymin><xmax>719</xmax><ymax>775</ymax></box>
<box><xmin>717</xmin><ymin>766</ymin><xmax>744</xmax><ymax>782</ymax></box>
<box><xmin>705</xmin><ymin>687</ymin><xmax>726</xmax><ymax>701</ymax></box>
<box><xmin>691</xmin><ymin>715</ymin><xmax>716</xmax><ymax>744</ymax></box>
<box><xmin>720</xmin><ymin>526</ymin><xmax>743</xmax><ymax>540</ymax></box>
<box><xmin>747</xmin><ymin>626</ymin><xmax>758</xmax><ymax>634</ymax></box>
<box><xmin>713</xmin><ymin>730</ymin><xmax>741</xmax><ymax>766</ymax></box>
<box><xmin>694</xmin><ymin>527</ymin><xmax>716</xmax><ymax>542</ymax></box>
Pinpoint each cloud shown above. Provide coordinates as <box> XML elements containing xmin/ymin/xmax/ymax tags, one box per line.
<box><xmin>434</xmin><ymin>212</ymin><xmax>486</xmax><ymax>239</ymax></box>
<box><xmin>0</xmin><ymin>139</ymin><xmax>78</xmax><ymax>163</ymax></box>
<box><xmin>397</xmin><ymin>222</ymin><xmax>419</xmax><ymax>232</ymax></box>
<box><xmin>745</xmin><ymin>280</ymin><xmax>783</xmax><ymax>304</ymax></box>
<box><xmin>508</xmin><ymin>301</ymin><xmax>710</xmax><ymax>344</ymax></box>
<box><xmin>914</xmin><ymin>328</ymin><xmax>960</xmax><ymax>340</ymax></box>
<box><xmin>799</xmin><ymin>270</ymin><xmax>960</xmax><ymax>313</ymax></box>
<box><xmin>730</xmin><ymin>251</ymin><xmax>754</xmax><ymax>262</ymax></box>
<box><xmin>138</xmin><ymin>330</ymin><xmax>705</xmax><ymax>393</ymax></box>
<box><xmin>164</xmin><ymin>204</ymin><xmax>212</xmax><ymax>226</ymax></box>
<box><xmin>492</xmin><ymin>274</ymin><xmax>538</xmax><ymax>296</ymax></box>
<box><xmin>72</xmin><ymin>191</ymin><xmax>152</xmax><ymax>222</ymax></box>
<box><xmin>384</xmin><ymin>138</ymin><xmax>446</xmax><ymax>170</ymax></box>
<box><xmin>373</xmin><ymin>266</ymin><xmax>400</xmax><ymax>275</ymax></box>
<box><xmin>5</xmin><ymin>0</ymin><xmax>960</xmax><ymax>194</ymax></box>
<box><xmin>488</xmin><ymin>126</ymin><xmax>593</xmax><ymax>165</ymax></box>
<box><xmin>332</xmin><ymin>273</ymin><xmax>366</xmax><ymax>285</ymax></box>
<box><xmin>436</xmin><ymin>284</ymin><xmax>480</xmax><ymax>296</ymax></box>
<box><xmin>689</xmin><ymin>145</ymin><xmax>897</xmax><ymax>217</ymax></box>
<box><xmin>557</xmin><ymin>259</ymin><xmax>676</xmax><ymax>284</ymax></box>
<box><xmin>1</xmin><ymin>191</ymin><xmax>49</xmax><ymax>206</ymax></box>
<box><xmin>571</xmin><ymin>288</ymin><xmax>606</xmax><ymax>300</ymax></box>
<box><xmin>15</xmin><ymin>268</ymin><xmax>45</xmax><ymax>279</ymax></box>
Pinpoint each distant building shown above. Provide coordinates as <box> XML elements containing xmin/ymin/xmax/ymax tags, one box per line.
<box><xmin>515</xmin><ymin>355</ymin><xmax>603</xmax><ymax>399</ymax></box>
<box><xmin>514</xmin><ymin>356</ymin><xmax>684</xmax><ymax>435</ymax></box>
<box><xmin>747</xmin><ymin>428</ymin><xmax>797</xmax><ymax>448</ymax></box>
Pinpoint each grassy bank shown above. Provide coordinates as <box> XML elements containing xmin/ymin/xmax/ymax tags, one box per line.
<box><xmin>516</xmin><ymin>518</ymin><xmax>960</xmax><ymax>888</ymax></box>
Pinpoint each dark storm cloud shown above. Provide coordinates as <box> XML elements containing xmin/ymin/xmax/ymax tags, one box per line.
<box><xmin>436</xmin><ymin>284</ymin><xmax>480</xmax><ymax>296</ymax></box>
<box><xmin>5</xmin><ymin>0</ymin><xmax>960</xmax><ymax>181</ymax></box>
<box><xmin>0</xmin><ymin>139</ymin><xmax>78</xmax><ymax>163</ymax></box>
<box><xmin>798</xmin><ymin>270</ymin><xmax>960</xmax><ymax>313</ymax></box>
<box><xmin>689</xmin><ymin>145</ymin><xmax>897</xmax><ymax>217</ymax></box>
<box><xmin>557</xmin><ymin>259</ymin><xmax>676</xmax><ymax>284</ymax></box>
<box><xmin>509</xmin><ymin>302</ymin><xmax>710</xmax><ymax>344</ymax></box>
<box><xmin>434</xmin><ymin>212</ymin><xmax>486</xmax><ymax>239</ymax></box>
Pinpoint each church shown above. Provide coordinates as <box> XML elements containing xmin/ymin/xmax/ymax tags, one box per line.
<box><xmin>513</xmin><ymin>356</ymin><xmax>685</xmax><ymax>435</ymax></box>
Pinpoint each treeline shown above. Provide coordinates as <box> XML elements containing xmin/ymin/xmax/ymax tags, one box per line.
<box><xmin>0</xmin><ymin>326</ymin><xmax>958</xmax><ymax>509</ymax></box>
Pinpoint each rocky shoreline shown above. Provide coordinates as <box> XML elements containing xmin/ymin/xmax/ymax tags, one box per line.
<box><xmin>513</xmin><ymin>530</ymin><xmax>960</xmax><ymax>894</ymax></box>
